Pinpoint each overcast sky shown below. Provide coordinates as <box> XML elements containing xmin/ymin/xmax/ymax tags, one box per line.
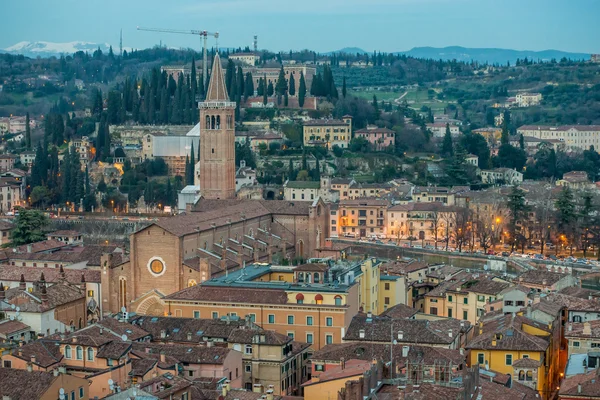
<box><xmin>2</xmin><ymin>0</ymin><xmax>599</xmax><ymax>53</ymax></box>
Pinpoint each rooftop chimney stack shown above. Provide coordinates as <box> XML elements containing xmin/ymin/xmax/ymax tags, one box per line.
<box><xmin>19</xmin><ymin>274</ymin><xmax>26</xmax><ymax>290</ymax></box>
<box><xmin>40</xmin><ymin>286</ymin><xmax>48</xmax><ymax>308</ymax></box>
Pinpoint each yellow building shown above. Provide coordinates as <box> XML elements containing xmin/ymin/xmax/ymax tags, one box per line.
<box><xmin>466</xmin><ymin>314</ymin><xmax>558</xmax><ymax>399</ymax></box>
<box><xmin>334</xmin><ymin>199</ymin><xmax>389</xmax><ymax>239</ymax></box>
<box><xmin>423</xmin><ymin>273</ymin><xmax>510</xmax><ymax>324</ymax></box>
<box><xmin>303</xmin><ymin>117</ymin><xmax>352</xmax><ymax>149</ymax></box>
<box><xmin>302</xmin><ymin>359</ymin><xmax>375</xmax><ymax>400</ymax></box>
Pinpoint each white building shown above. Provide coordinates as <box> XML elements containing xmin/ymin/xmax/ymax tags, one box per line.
<box><xmin>426</xmin><ymin>123</ymin><xmax>460</xmax><ymax>138</ymax></box>
<box><xmin>229</xmin><ymin>52</ymin><xmax>259</xmax><ymax>66</ymax></box>
<box><xmin>480</xmin><ymin>168</ymin><xmax>523</xmax><ymax>185</ymax></box>
<box><xmin>517</xmin><ymin>125</ymin><xmax>600</xmax><ymax>152</ymax></box>
<box><xmin>515</xmin><ymin>93</ymin><xmax>542</xmax><ymax>107</ymax></box>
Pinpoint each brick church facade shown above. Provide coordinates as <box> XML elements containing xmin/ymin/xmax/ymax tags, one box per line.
<box><xmin>101</xmin><ymin>54</ymin><xmax>329</xmax><ymax>316</ymax></box>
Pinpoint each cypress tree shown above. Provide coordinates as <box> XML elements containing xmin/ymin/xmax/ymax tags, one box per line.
<box><xmin>191</xmin><ymin>57</ymin><xmax>198</xmax><ymax>98</ymax></box>
<box><xmin>25</xmin><ymin>112</ymin><xmax>31</xmax><ymax>149</ymax></box>
<box><xmin>267</xmin><ymin>81</ymin><xmax>274</xmax><ymax>97</ymax></box>
<box><xmin>442</xmin><ymin>123</ymin><xmax>454</xmax><ymax>157</ymax></box>
<box><xmin>284</xmin><ymin>92</ymin><xmax>288</xmax><ymax>107</ymax></box>
<box><xmin>298</xmin><ymin>72</ymin><xmax>306</xmax><ymax>108</ymax></box>
<box><xmin>244</xmin><ymin>72</ymin><xmax>254</xmax><ymax>99</ymax></box>
<box><xmin>288</xmin><ymin>73</ymin><xmax>296</xmax><ymax>96</ymax></box>
<box><xmin>236</xmin><ymin>67</ymin><xmax>244</xmax><ymax>100</ymax></box>
<box><xmin>342</xmin><ymin>77</ymin><xmax>347</xmax><ymax>98</ymax></box>
<box><xmin>189</xmin><ymin>143</ymin><xmax>195</xmax><ymax>185</ymax></box>
<box><xmin>275</xmin><ymin>66</ymin><xmax>287</xmax><ymax>96</ymax></box>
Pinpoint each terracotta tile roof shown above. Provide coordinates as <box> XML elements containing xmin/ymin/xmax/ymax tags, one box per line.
<box><xmin>303</xmin><ymin>119</ymin><xmax>349</xmax><ymax>126</ymax></box>
<box><xmin>11</xmin><ymin>340</ymin><xmax>62</xmax><ymax>367</ymax></box>
<box><xmin>380</xmin><ymin>303</ymin><xmax>419</xmax><ymax>319</ymax></box>
<box><xmin>344</xmin><ymin>313</ymin><xmax>469</xmax><ymax>345</ymax></box>
<box><xmin>512</xmin><ymin>357</ymin><xmax>541</xmax><ymax>368</ymax></box>
<box><xmin>302</xmin><ymin>359</ymin><xmax>372</xmax><ymax>387</ymax></box>
<box><xmin>47</xmin><ymin>230</ymin><xmax>81</xmax><ymax>237</ymax></box>
<box><xmin>565</xmin><ymin>321</ymin><xmax>600</xmax><ymax>339</ymax></box>
<box><xmin>130</xmin><ymin>358</ymin><xmax>158</xmax><ymax>377</ymax></box>
<box><xmin>310</xmin><ymin>342</ymin><xmax>464</xmax><ymax>367</ymax></box>
<box><xmin>0</xmin><ymin>221</ymin><xmax>14</xmax><ymax>231</ymax></box>
<box><xmin>191</xmin><ymin>199</ymin><xmax>312</xmax><ymax>216</ymax></box>
<box><xmin>547</xmin><ymin>293</ymin><xmax>600</xmax><ymax>312</ymax></box>
<box><xmin>466</xmin><ymin>315</ymin><xmax>549</xmax><ymax>352</ymax></box>
<box><xmin>227</xmin><ymin>328</ymin><xmax>291</xmax><ymax>346</ymax></box>
<box><xmin>4</xmin><ymin>282</ymin><xmax>84</xmax><ymax>312</ymax></box>
<box><xmin>14</xmin><ymin>239</ymin><xmax>69</xmax><ymax>253</ymax></box>
<box><xmin>379</xmin><ymin>260</ymin><xmax>430</xmax><ymax>275</ymax></box>
<box><xmin>382</xmin><ymin>383</ymin><xmax>464</xmax><ymax>399</ymax></box>
<box><xmin>0</xmin><ymin>265</ymin><xmax>101</xmax><ymax>284</ymax></box>
<box><xmin>0</xmin><ymin>319</ymin><xmax>29</xmax><ymax>335</ymax></box>
<box><xmin>0</xmin><ymin>369</ymin><xmax>62</xmax><ymax>399</ymax></box>
<box><xmin>531</xmin><ymin>299</ymin><xmax>563</xmax><ymax>317</ymax></box>
<box><xmin>517</xmin><ymin>270</ymin><xmax>564</xmax><ymax>286</ymax></box>
<box><xmin>96</xmin><ymin>341</ymin><xmax>132</xmax><ymax>359</ymax></box>
<box><xmin>131</xmin><ymin>342</ymin><xmax>231</xmax><ymax>365</ymax></box>
<box><xmin>138</xmin><ymin>372</ymin><xmax>192</xmax><ymax>399</ymax></box>
<box><xmin>425</xmin><ymin>265</ymin><xmax>462</xmax><ymax>280</ymax></box>
<box><xmin>97</xmin><ymin>318</ymin><xmax>151</xmax><ymax>342</ymax></box>
<box><xmin>355</xmin><ymin>127</ymin><xmax>395</xmax><ymax>134</ymax></box>
<box><xmin>559</xmin><ymin>369</ymin><xmax>600</xmax><ymax>397</ymax></box>
<box><xmin>339</xmin><ymin>199</ymin><xmax>389</xmax><ymax>207</ymax></box>
<box><xmin>559</xmin><ymin>286</ymin><xmax>600</xmax><ymax>299</ymax></box>
<box><xmin>130</xmin><ymin>315</ymin><xmax>253</xmax><ymax>342</ymax></box>
<box><xmin>163</xmin><ymin>285</ymin><xmax>289</xmax><ymax>304</ymax></box>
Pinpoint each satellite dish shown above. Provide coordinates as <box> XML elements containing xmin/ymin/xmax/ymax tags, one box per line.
<box><xmin>9</xmin><ymin>315</ymin><xmax>14</xmax><ymax>321</ymax></box>
<box><xmin>121</xmin><ymin>306</ymin><xmax>127</xmax><ymax>313</ymax></box>
<box><xmin>59</xmin><ymin>388</ymin><xmax>65</xmax><ymax>395</ymax></box>
<box><xmin>121</xmin><ymin>334</ymin><xmax>128</xmax><ymax>342</ymax></box>
<box><xmin>108</xmin><ymin>379</ymin><xmax>114</xmax><ymax>386</ymax></box>
<box><xmin>59</xmin><ymin>395</ymin><xmax>65</xmax><ymax>400</ymax></box>
<box><xmin>15</xmin><ymin>307</ymin><xmax>20</xmax><ymax>312</ymax></box>
<box><xmin>10</xmin><ymin>304</ymin><xmax>15</xmax><ymax>310</ymax></box>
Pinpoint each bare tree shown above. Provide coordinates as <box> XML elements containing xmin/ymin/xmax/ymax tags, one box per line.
<box><xmin>452</xmin><ymin>207</ymin><xmax>472</xmax><ymax>252</ymax></box>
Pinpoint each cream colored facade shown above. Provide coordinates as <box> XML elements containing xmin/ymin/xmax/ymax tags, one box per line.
<box><xmin>229</xmin><ymin>53</ymin><xmax>259</xmax><ymax>66</ymax></box>
<box><xmin>480</xmin><ymin>168</ymin><xmax>523</xmax><ymax>185</ymax></box>
<box><xmin>333</xmin><ymin>199</ymin><xmax>387</xmax><ymax>239</ymax></box>
<box><xmin>515</xmin><ymin>93</ymin><xmax>542</xmax><ymax>107</ymax></box>
<box><xmin>517</xmin><ymin>125</ymin><xmax>600</xmax><ymax>151</ymax></box>
<box><xmin>387</xmin><ymin>204</ymin><xmax>456</xmax><ymax>242</ymax></box>
<box><xmin>303</xmin><ymin>117</ymin><xmax>352</xmax><ymax>148</ymax></box>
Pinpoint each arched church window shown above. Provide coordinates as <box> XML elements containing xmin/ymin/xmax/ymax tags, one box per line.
<box><xmin>205</xmin><ymin>115</ymin><xmax>211</xmax><ymax>130</ymax></box>
<box><xmin>211</xmin><ymin>116</ymin><xmax>216</xmax><ymax>130</ymax></box>
<box><xmin>216</xmin><ymin>115</ymin><xmax>221</xmax><ymax>129</ymax></box>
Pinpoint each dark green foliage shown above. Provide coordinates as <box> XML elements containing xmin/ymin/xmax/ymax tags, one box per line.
<box><xmin>459</xmin><ymin>132</ymin><xmax>491</xmax><ymax>169</ymax></box>
<box><xmin>441</xmin><ymin>123</ymin><xmax>454</xmax><ymax>157</ymax></box>
<box><xmin>288</xmin><ymin>72</ymin><xmax>296</xmax><ymax>96</ymax></box>
<box><xmin>298</xmin><ymin>72</ymin><xmax>307</xmax><ymax>107</ymax></box>
<box><xmin>506</xmin><ymin>185</ymin><xmax>529</xmax><ymax>251</ymax></box>
<box><xmin>9</xmin><ymin>210</ymin><xmax>49</xmax><ymax>246</ymax></box>
<box><xmin>275</xmin><ymin>66</ymin><xmax>287</xmax><ymax>96</ymax></box>
<box><xmin>25</xmin><ymin>112</ymin><xmax>31</xmax><ymax>149</ymax></box>
<box><xmin>494</xmin><ymin>144</ymin><xmax>527</xmax><ymax>170</ymax></box>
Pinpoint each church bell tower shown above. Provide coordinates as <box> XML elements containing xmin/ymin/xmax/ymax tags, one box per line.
<box><xmin>199</xmin><ymin>54</ymin><xmax>236</xmax><ymax>199</ymax></box>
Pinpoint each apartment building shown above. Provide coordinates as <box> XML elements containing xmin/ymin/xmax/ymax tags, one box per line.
<box><xmin>387</xmin><ymin>202</ymin><xmax>457</xmax><ymax>242</ymax></box>
<box><xmin>426</xmin><ymin>123</ymin><xmax>460</xmax><ymax>138</ymax></box>
<box><xmin>333</xmin><ymin>199</ymin><xmax>388</xmax><ymax>239</ymax></box>
<box><xmin>515</xmin><ymin>93</ymin><xmax>542</xmax><ymax>107</ymax></box>
<box><xmin>517</xmin><ymin>125</ymin><xmax>600</xmax><ymax>151</ymax></box>
<box><xmin>354</xmin><ymin>126</ymin><xmax>395</xmax><ymax>150</ymax></box>
<box><xmin>303</xmin><ymin>117</ymin><xmax>353</xmax><ymax>148</ymax></box>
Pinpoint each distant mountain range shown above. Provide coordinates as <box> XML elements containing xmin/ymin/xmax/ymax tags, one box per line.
<box><xmin>3</xmin><ymin>41</ymin><xmax>592</xmax><ymax>65</ymax></box>
<box><xmin>3</xmin><ymin>41</ymin><xmax>115</xmax><ymax>58</ymax></box>
<box><xmin>332</xmin><ymin>46</ymin><xmax>591</xmax><ymax>64</ymax></box>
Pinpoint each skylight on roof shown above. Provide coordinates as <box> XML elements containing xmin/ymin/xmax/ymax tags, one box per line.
<box><xmin>151</xmin><ymin>317</ymin><xmax>158</xmax><ymax>322</ymax></box>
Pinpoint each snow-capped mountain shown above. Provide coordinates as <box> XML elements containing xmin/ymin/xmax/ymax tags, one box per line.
<box><xmin>3</xmin><ymin>41</ymin><xmax>114</xmax><ymax>57</ymax></box>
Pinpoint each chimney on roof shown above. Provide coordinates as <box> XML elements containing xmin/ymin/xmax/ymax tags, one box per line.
<box><xmin>584</xmin><ymin>322</ymin><xmax>592</xmax><ymax>336</ymax></box>
<box><xmin>99</xmin><ymin>327</ymin><xmax>103</xmax><ymax>335</ymax></box>
<box><xmin>40</xmin><ymin>273</ymin><xmax>45</xmax><ymax>283</ymax></box>
<box><xmin>160</xmin><ymin>352</ymin><xmax>166</xmax><ymax>363</ymax></box>
<box><xmin>26</xmin><ymin>244</ymin><xmax>32</xmax><ymax>253</ymax></box>
<box><xmin>340</xmin><ymin>357</ymin><xmax>345</xmax><ymax>370</ymax></box>
<box><xmin>568</xmin><ymin>323</ymin><xmax>573</xmax><ymax>332</ymax></box>
<box><xmin>526</xmin><ymin>305</ymin><xmax>532</xmax><ymax>318</ymax></box>
<box><xmin>359</xmin><ymin>329</ymin><xmax>365</xmax><ymax>339</ymax></box>
<box><xmin>578</xmin><ymin>384</ymin><xmax>582</xmax><ymax>394</ymax></box>
<box><xmin>80</xmin><ymin>273</ymin><xmax>86</xmax><ymax>291</ymax></box>
<box><xmin>266</xmin><ymin>389</ymin><xmax>274</xmax><ymax>400</ymax></box>
<box><xmin>59</xmin><ymin>265</ymin><xmax>66</xmax><ymax>280</ymax></box>
<box><xmin>448</xmin><ymin>329</ymin><xmax>453</xmax><ymax>338</ymax></box>
<box><xmin>207</xmin><ymin>341</ymin><xmax>214</xmax><ymax>348</ymax></box>
<box><xmin>30</xmin><ymin>354</ymin><xmax>36</xmax><ymax>364</ymax></box>
<box><xmin>398</xmin><ymin>331</ymin><xmax>404</xmax><ymax>341</ymax></box>
<box><xmin>160</xmin><ymin>329</ymin><xmax>166</xmax><ymax>339</ymax></box>
<box><xmin>19</xmin><ymin>274</ymin><xmax>26</xmax><ymax>290</ymax></box>
<box><xmin>41</xmin><ymin>286</ymin><xmax>48</xmax><ymax>308</ymax></box>
<box><xmin>367</xmin><ymin>311</ymin><xmax>372</xmax><ymax>319</ymax></box>
<box><xmin>0</xmin><ymin>282</ymin><xmax>4</xmax><ymax>301</ymax></box>
<box><xmin>402</xmin><ymin>346</ymin><xmax>409</xmax><ymax>358</ymax></box>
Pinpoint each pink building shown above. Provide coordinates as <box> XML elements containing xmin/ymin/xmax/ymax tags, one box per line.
<box><xmin>355</xmin><ymin>127</ymin><xmax>395</xmax><ymax>151</ymax></box>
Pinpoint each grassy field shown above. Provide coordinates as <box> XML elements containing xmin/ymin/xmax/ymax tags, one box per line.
<box><xmin>403</xmin><ymin>87</ymin><xmax>454</xmax><ymax>113</ymax></box>
<box><xmin>349</xmin><ymin>89</ymin><xmax>404</xmax><ymax>102</ymax></box>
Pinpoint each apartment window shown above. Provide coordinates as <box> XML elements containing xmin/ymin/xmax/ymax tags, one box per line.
<box><xmin>573</xmin><ymin>341</ymin><xmax>580</xmax><ymax>347</ymax></box>
<box><xmin>288</xmin><ymin>332</ymin><xmax>294</xmax><ymax>339</ymax></box>
<box><xmin>306</xmin><ymin>316</ymin><xmax>313</xmax><ymax>326</ymax></box>
<box><xmin>463</xmin><ymin>311</ymin><xmax>468</xmax><ymax>320</ymax></box>
<box><xmin>385</xmin><ymin>283</ymin><xmax>390</xmax><ymax>290</ymax></box>
<box><xmin>306</xmin><ymin>333</ymin><xmax>313</xmax><ymax>344</ymax></box>
<box><xmin>87</xmin><ymin>290</ymin><xmax>94</xmax><ymax>297</ymax></box>
<box><xmin>79</xmin><ymin>387</ymin><xmax>84</xmax><ymax>399</ymax></box>
<box><xmin>288</xmin><ymin>316</ymin><xmax>294</xmax><ymax>324</ymax></box>
<box><xmin>477</xmin><ymin>295</ymin><xmax>485</xmax><ymax>302</ymax></box>
<box><xmin>268</xmin><ymin>314</ymin><xmax>275</xmax><ymax>324</ymax></box>
<box><xmin>326</xmin><ymin>335</ymin><xmax>333</xmax><ymax>345</ymax></box>
<box><xmin>326</xmin><ymin>317</ymin><xmax>333</xmax><ymax>327</ymax></box>
<box><xmin>504</xmin><ymin>300</ymin><xmax>514</xmax><ymax>306</ymax></box>
<box><xmin>212</xmin><ymin>312</ymin><xmax>218</xmax><ymax>319</ymax></box>
<box><xmin>71</xmin><ymin>391</ymin><xmax>75</xmax><ymax>400</ymax></box>
<box><xmin>245</xmin><ymin>345</ymin><xmax>253</xmax><ymax>354</ymax></box>
<box><xmin>87</xmin><ymin>347</ymin><xmax>94</xmax><ymax>361</ymax></box>
<box><xmin>3</xmin><ymin>360</ymin><xmax>11</xmax><ymax>368</ymax></box>
<box><xmin>522</xmin><ymin>354</ymin><xmax>529</xmax><ymax>359</ymax></box>
<box><xmin>245</xmin><ymin>365</ymin><xmax>251</xmax><ymax>372</ymax></box>
<box><xmin>505</xmin><ymin>354</ymin><xmax>512</xmax><ymax>366</ymax></box>
<box><xmin>193</xmin><ymin>311</ymin><xmax>200</xmax><ymax>319</ymax></box>
<box><xmin>249</xmin><ymin>314</ymin><xmax>256</xmax><ymax>323</ymax></box>
<box><xmin>188</xmin><ymin>370</ymin><xmax>194</xmax><ymax>377</ymax></box>
<box><xmin>76</xmin><ymin>346</ymin><xmax>83</xmax><ymax>360</ymax></box>
<box><xmin>385</xmin><ymin>297</ymin><xmax>390</xmax><ymax>305</ymax></box>
<box><xmin>477</xmin><ymin>353</ymin><xmax>484</xmax><ymax>365</ymax></box>
<box><xmin>448</xmin><ymin>308</ymin><xmax>453</xmax><ymax>318</ymax></box>
<box><xmin>463</xmin><ymin>298</ymin><xmax>468</xmax><ymax>305</ymax></box>
<box><xmin>65</xmin><ymin>346</ymin><xmax>72</xmax><ymax>359</ymax></box>
<box><xmin>430</xmin><ymin>307</ymin><xmax>438</xmax><ymax>315</ymax></box>
<box><xmin>448</xmin><ymin>295</ymin><xmax>453</xmax><ymax>302</ymax></box>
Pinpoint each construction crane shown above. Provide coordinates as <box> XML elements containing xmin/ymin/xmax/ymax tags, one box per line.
<box><xmin>137</xmin><ymin>26</ymin><xmax>219</xmax><ymax>90</ymax></box>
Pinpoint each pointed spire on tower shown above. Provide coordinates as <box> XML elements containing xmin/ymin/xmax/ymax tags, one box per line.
<box><xmin>205</xmin><ymin>54</ymin><xmax>229</xmax><ymax>102</ymax></box>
